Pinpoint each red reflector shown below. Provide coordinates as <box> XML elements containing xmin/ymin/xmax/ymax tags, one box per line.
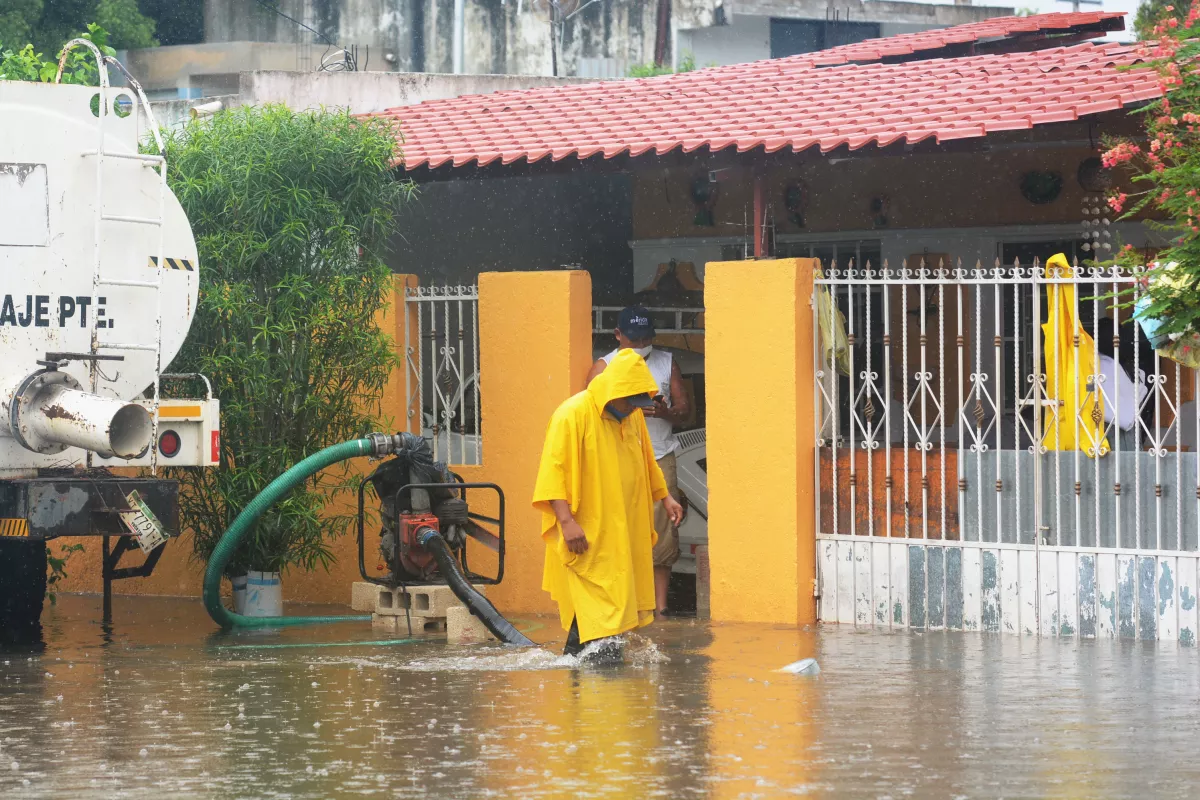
<box><xmin>211</xmin><ymin>430</ymin><xmax>220</xmax><ymax>463</ymax></box>
<box><xmin>158</xmin><ymin>430</ymin><xmax>181</xmax><ymax>458</ymax></box>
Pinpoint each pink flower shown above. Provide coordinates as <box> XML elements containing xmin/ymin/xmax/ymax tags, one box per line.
<box><xmin>1109</xmin><ymin>193</ymin><xmax>1128</xmax><ymax>213</ymax></box>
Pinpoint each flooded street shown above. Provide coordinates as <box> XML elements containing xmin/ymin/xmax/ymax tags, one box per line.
<box><xmin>1</xmin><ymin>595</ymin><xmax>1198</xmax><ymax>798</ymax></box>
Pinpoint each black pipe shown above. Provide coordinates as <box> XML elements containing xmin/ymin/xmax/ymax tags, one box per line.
<box><xmin>417</xmin><ymin>527</ymin><xmax>535</xmax><ymax>646</ymax></box>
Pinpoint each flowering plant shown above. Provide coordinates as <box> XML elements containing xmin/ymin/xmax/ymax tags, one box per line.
<box><xmin>1103</xmin><ymin>2</ymin><xmax>1200</xmax><ymax>337</ymax></box>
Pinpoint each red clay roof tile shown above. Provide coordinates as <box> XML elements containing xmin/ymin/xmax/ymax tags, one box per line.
<box><xmin>374</xmin><ymin>13</ymin><xmax>1159</xmax><ymax>171</ymax></box>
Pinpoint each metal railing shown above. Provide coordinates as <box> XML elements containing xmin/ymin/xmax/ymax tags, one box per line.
<box><xmin>403</xmin><ymin>284</ymin><xmax>481</xmax><ymax>466</ymax></box>
<box><xmin>814</xmin><ymin>257</ymin><xmax>1200</xmax><ymax>640</ymax></box>
<box><xmin>592</xmin><ymin>306</ymin><xmax>705</xmax><ymax>334</ymax></box>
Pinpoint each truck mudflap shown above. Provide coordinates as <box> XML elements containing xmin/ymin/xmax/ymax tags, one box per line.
<box><xmin>0</xmin><ymin>476</ymin><xmax>179</xmax><ymax>541</ymax></box>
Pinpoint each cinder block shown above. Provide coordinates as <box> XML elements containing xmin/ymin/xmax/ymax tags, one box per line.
<box><xmin>351</xmin><ymin>582</ymin><xmax>378</xmax><ymax>612</ymax></box>
<box><xmin>371</xmin><ymin>614</ymin><xmax>404</xmax><ymax>634</ymax></box>
<box><xmin>373</xmin><ymin>584</ymin><xmax>484</xmax><ymax>618</ymax></box>
<box><xmin>695</xmin><ymin>545</ymin><xmax>711</xmax><ymax>620</ymax></box>
<box><xmin>446</xmin><ymin>605</ymin><xmax>495</xmax><ymax>644</ymax></box>
<box><xmin>372</xmin><ymin>613</ymin><xmax>448</xmax><ymax>635</ymax></box>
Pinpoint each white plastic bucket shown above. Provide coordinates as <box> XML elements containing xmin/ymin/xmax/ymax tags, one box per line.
<box><xmin>243</xmin><ymin>570</ymin><xmax>283</xmax><ymax>617</ymax></box>
<box><xmin>231</xmin><ymin>574</ymin><xmax>248</xmax><ymax>614</ymax></box>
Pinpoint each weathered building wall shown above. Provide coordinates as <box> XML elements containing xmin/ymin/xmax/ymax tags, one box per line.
<box><xmin>731</xmin><ymin>0</ymin><xmax>1009</xmax><ymax>25</ymax></box>
<box><xmin>205</xmin><ymin>0</ymin><xmax>659</xmax><ymax>76</ymax></box>
<box><xmin>419</xmin><ymin>0</ymin><xmax>659</xmax><ymax>77</ymax></box>
<box><xmin>201</xmin><ymin>0</ymin><xmax>1013</xmax><ymax>78</ymax></box>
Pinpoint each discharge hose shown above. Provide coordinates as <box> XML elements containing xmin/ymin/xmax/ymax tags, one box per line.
<box><xmin>203</xmin><ymin>439</ymin><xmax>376</xmax><ymax>630</ymax></box>
<box><xmin>417</xmin><ymin>528</ymin><xmax>535</xmax><ymax>646</ymax></box>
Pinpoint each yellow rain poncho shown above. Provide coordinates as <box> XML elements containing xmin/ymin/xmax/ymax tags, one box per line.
<box><xmin>532</xmin><ymin>349</ymin><xmax>668</xmax><ymax>643</ymax></box>
<box><xmin>1042</xmin><ymin>253</ymin><xmax>1109</xmax><ymax>457</ymax></box>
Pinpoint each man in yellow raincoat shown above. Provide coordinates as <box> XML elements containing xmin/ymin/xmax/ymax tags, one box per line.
<box><xmin>533</xmin><ymin>349</ymin><xmax>684</xmax><ymax>658</ymax></box>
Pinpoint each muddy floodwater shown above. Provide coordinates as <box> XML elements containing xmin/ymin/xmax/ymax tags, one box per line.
<box><xmin>2</xmin><ymin>596</ymin><xmax>1199</xmax><ymax>798</ymax></box>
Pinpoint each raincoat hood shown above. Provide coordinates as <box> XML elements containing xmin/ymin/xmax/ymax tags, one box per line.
<box><xmin>1046</xmin><ymin>252</ymin><xmax>1070</xmax><ymax>276</ymax></box>
<box><xmin>586</xmin><ymin>348</ymin><xmax>658</xmax><ymax>410</ymax></box>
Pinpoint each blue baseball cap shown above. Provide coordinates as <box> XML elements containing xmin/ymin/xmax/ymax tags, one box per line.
<box><xmin>618</xmin><ymin>306</ymin><xmax>655</xmax><ymax>340</ymax></box>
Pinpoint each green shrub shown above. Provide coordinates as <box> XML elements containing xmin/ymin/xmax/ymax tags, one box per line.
<box><xmin>164</xmin><ymin>105</ymin><xmax>413</xmax><ymax>576</ymax></box>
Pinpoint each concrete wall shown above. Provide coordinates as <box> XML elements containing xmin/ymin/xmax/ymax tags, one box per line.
<box><xmin>390</xmin><ymin>173</ymin><xmax>633</xmax><ymax>303</ymax></box>
<box><xmin>122</xmin><ymin>41</ymin><xmax>320</xmax><ymax>98</ymax></box>
<box><xmin>675</xmin><ymin>6</ymin><xmax>1012</xmax><ymax>67</ymax></box>
<box><xmin>729</xmin><ymin>0</ymin><xmax>1011</xmax><ymax>26</ymax></box>
<box><xmin>238</xmin><ymin>69</ymin><xmax>591</xmax><ymax>114</ymax></box>
<box><xmin>678</xmin><ymin>15</ymin><xmax>770</xmax><ymax>67</ymax></box>
<box><xmin>203</xmin><ymin>0</ymin><xmax>661</xmax><ymax>77</ymax></box>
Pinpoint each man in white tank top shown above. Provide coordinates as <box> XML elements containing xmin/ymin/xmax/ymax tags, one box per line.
<box><xmin>586</xmin><ymin>306</ymin><xmax>691</xmax><ymax>617</ymax></box>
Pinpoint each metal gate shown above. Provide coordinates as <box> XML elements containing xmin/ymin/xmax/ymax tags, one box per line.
<box><xmin>402</xmin><ymin>284</ymin><xmax>481</xmax><ymax>466</ymax></box>
<box><xmin>814</xmin><ymin>258</ymin><xmax>1200</xmax><ymax>643</ymax></box>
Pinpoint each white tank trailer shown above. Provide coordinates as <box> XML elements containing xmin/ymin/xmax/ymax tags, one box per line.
<box><xmin>0</xmin><ymin>42</ymin><xmax>219</xmax><ymax>639</ymax></box>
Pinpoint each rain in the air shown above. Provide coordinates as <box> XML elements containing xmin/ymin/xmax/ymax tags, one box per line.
<box><xmin>3</xmin><ymin>1</ymin><xmax>1200</xmax><ymax>797</ymax></box>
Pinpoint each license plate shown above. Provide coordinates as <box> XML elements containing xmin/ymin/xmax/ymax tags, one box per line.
<box><xmin>119</xmin><ymin>490</ymin><xmax>168</xmax><ymax>553</ymax></box>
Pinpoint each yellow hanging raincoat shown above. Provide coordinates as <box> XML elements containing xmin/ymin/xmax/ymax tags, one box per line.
<box><xmin>1042</xmin><ymin>253</ymin><xmax>1109</xmax><ymax>457</ymax></box>
<box><xmin>532</xmin><ymin>349</ymin><xmax>668</xmax><ymax>643</ymax></box>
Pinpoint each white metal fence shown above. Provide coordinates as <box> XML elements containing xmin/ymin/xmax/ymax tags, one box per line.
<box><xmin>815</xmin><ymin>258</ymin><xmax>1200</xmax><ymax>643</ymax></box>
<box><xmin>403</xmin><ymin>284</ymin><xmax>481</xmax><ymax>466</ymax></box>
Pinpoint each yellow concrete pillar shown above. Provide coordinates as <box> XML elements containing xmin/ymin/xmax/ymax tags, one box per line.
<box><xmin>706</xmin><ymin>258</ymin><xmax>818</xmax><ymax>625</ymax></box>
<box><xmin>477</xmin><ymin>269</ymin><xmax>594</xmax><ymax>615</ymax></box>
<box><xmin>388</xmin><ymin>273</ymin><xmax>420</xmax><ymax>435</ymax></box>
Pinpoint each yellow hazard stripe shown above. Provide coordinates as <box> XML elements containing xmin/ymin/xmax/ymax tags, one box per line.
<box><xmin>147</xmin><ymin>256</ymin><xmax>196</xmax><ymax>272</ymax></box>
<box><xmin>158</xmin><ymin>405</ymin><xmax>203</xmax><ymax>419</ymax></box>
<box><xmin>0</xmin><ymin>518</ymin><xmax>29</xmax><ymax>538</ymax></box>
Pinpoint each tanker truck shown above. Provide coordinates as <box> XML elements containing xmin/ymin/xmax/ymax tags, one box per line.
<box><xmin>0</xmin><ymin>42</ymin><xmax>218</xmax><ymax>639</ymax></box>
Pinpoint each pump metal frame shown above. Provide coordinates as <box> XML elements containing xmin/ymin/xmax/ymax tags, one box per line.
<box><xmin>357</xmin><ymin>480</ymin><xmax>506</xmax><ymax>589</ymax></box>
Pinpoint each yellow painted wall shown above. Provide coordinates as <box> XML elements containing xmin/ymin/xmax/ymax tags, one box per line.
<box><xmin>705</xmin><ymin>258</ymin><xmax>817</xmax><ymax>625</ymax></box>
<box><xmin>470</xmin><ymin>269</ymin><xmax>595</xmax><ymax>615</ymax></box>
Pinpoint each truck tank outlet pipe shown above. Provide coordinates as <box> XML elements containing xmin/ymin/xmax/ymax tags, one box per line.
<box><xmin>7</xmin><ymin>369</ymin><xmax>153</xmax><ymax>458</ymax></box>
<box><xmin>28</xmin><ymin>385</ymin><xmax>151</xmax><ymax>458</ymax></box>
<box><xmin>417</xmin><ymin>527</ymin><xmax>535</xmax><ymax>646</ymax></box>
<box><xmin>203</xmin><ymin>438</ymin><xmax>377</xmax><ymax>630</ymax></box>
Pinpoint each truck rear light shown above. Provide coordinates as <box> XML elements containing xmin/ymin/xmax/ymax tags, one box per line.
<box><xmin>158</xmin><ymin>430</ymin><xmax>181</xmax><ymax>458</ymax></box>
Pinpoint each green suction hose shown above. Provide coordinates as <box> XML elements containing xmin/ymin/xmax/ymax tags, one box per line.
<box><xmin>203</xmin><ymin>438</ymin><xmax>377</xmax><ymax>630</ymax></box>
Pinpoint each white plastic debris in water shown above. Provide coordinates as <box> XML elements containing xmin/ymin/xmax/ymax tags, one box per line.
<box><xmin>778</xmin><ymin>658</ymin><xmax>820</xmax><ymax>676</ymax></box>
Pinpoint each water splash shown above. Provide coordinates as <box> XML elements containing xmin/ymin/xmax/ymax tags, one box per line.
<box><xmin>393</xmin><ymin>633</ymin><xmax>668</xmax><ymax>672</ymax></box>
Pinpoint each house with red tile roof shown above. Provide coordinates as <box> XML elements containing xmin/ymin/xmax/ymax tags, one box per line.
<box><xmin>372</xmin><ymin>12</ymin><xmax>1197</xmax><ymax>588</ymax></box>
<box><xmin>380</xmin><ymin>11</ymin><xmax>1161</xmax><ymax>304</ymax></box>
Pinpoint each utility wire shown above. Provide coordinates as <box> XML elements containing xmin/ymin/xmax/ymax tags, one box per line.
<box><xmin>252</xmin><ymin>0</ymin><xmax>362</xmax><ymax>71</ymax></box>
<box><xmin>251</xmin><ymin>0</ymin><xmax>336</xmax><ymax>47</ymax></box>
